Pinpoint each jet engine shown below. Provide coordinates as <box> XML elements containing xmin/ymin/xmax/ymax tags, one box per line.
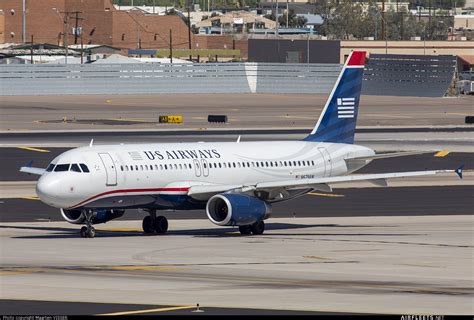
<box><xmin>60</xmin><ymin>209</ymin><xmax>125</xmax><ymax>225</ymax></box>
<box><xmin>206</xmin><ymin>194</ymin><xmax>271</xmax><ymax>226</ymax></box>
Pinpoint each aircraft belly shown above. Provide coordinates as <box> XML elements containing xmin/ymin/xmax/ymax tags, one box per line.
<box><xmin>82</xmin><ymin>194</ymin><xmax>205</xmax><ymax>210</ymax></box>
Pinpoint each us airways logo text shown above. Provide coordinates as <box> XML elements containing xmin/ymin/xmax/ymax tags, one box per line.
<box><xmin>143</xmin><ymin>149</ymin><xmax>221</xmax><ymax>161</ymax></box>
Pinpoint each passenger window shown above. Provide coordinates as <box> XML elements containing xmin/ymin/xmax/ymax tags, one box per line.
<box><xmin>70</xmin><ymin>164</ymin><xmax>81</xmax><ymax>172</ymax></box>
<box><xmin>174</xmin><ymin>164</ymin><xmax>177</xmax><ymax>169</ymax></box>
<box><xmin>79</xmin><ymin>164</ymin><xmax>90</xmax><ymax>172</ymax></box>
<box><xmin>312</xmin><ymin>161</ymin><xmax>315</xmax><ymax>166</ymax></box>
<box><xmin>130</xmin><ymin>165</ymin><xmax>134</xmax><ymax>171</ymax></box>
<box><xmin>54</xmin><ymin>164</ymin><xmax>70</xmax><ymax>172</ymax></box>
<box><xmin>219</xmin><ymin>163</ymin><xmax>222</xmax><ymax>168</ymax></box>
<box><xmin>46</xmin><ymin>164</ymin><xmax>55</xmax><ymax>172</ymax></box>
<box><xmin>164</xmin><ymin>164</ymin><xmax>168</xmax><ymax>170</ymax></box>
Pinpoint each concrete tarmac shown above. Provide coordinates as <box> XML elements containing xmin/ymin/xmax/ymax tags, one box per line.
<box><xmin>1</xmin><ymin>186</ymin><xmax>472</xmax><ymax>222</ymax></box>
<box><xmin>1</xmin><ymin>215</ymin><xmax>472</xmax><ymax>314</ymax></box>
<box><xmin>1</xmin><ymin>94</ymin><xmax>473</xmax><ymax>131</ymax></box>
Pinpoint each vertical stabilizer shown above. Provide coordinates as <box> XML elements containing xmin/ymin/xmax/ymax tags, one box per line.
<box><xmin>304</xmin><ymin>51</ymin><xmax>366</xmax><ymax>144</ymax></box>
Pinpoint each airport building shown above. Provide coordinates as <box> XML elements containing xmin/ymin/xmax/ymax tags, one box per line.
<box><xmin>0</xmin><ymin>0</ymin><xmax>192</xmax><ymax>50</ymax></box>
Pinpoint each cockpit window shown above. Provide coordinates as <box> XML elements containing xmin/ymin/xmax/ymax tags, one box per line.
<box><xmin>46</xmin><ymin>164</ymin><xmax>55</xmax><ymax>172</ymax></box>
<box><xmin>54</xmin><ymin>164</ymin><xmax>70</xmax><ymax>172</ymax></box>
<box><xmin>79</xmin><ymin>163</ymin><xmax>90</xmax><ymax>173</ymax></box>
<box><xmin>70</xmin><ymin>164</ymin><xmax>81</xmax><ymax>172</ymax></box>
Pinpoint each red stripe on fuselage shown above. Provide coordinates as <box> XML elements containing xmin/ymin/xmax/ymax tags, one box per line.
<box><xmin>71</xmin><ymin>187</ymin><xmax>189</xmax><ymax>208</ymax></box>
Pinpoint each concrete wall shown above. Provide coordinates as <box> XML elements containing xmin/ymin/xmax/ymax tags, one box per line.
<box><xmin>341</xmin><ymin>40</ymin><xmax>474</xmax><ymax>63</ymax></box>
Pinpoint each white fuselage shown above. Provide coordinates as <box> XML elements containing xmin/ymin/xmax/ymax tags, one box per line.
<box><xmin>36</xmin><ymin>140</ymin><xmax>374</xmax><ymax>210</ymax></box>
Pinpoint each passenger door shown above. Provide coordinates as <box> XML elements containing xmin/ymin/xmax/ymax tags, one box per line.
<box><xmin>98</xmin><ymin>153</ymin><xmax>117</xmax><ymax>186</ymax></box>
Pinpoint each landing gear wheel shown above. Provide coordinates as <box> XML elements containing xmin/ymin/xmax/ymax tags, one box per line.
<box><xmin>142</xmin><ymin>216</ymin><xmax>154</xmax><ymax>234</ymax></box>
<box><xmin>239</xmin><ymin>225</ymin><xmax>252</xmax><ymax>235</ymax></box>
<box><xmin>154</xmin><ymin>216</ymin><xmax>168</xmax><ymax>234</ymax></box>
<box><xmin>250</xmin><ymin>221</ymin><xmax>265</xmax><ymax>235</ymax></box>
<box><xmin>87</xmin><ymin>227</ymin><xmax>96</xmax><ymax>238</ymax></box>
<box><xmin>80</xmin><ymin>226</ymin><xmax>87</xmax><ymax>238</ymax></box>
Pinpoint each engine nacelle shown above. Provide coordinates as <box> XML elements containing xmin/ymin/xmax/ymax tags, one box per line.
<box><xmin>60</xmin><ymin>209</ymin><xmax>125</xmax><ymax>225</ymax></box>
<box><xmin>206</xmin><ymin>194</ymin><xmax>271</xmax><ymax>226</ymax></box>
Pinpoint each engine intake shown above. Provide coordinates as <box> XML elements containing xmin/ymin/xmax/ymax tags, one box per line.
<box><xmin>60</xmin><ymin>209</ymin><xmax>125</xmax><ymax>225</ymax></box>
<box><xmin>206</xmin><ymin>194</ymin><xmax>271</xmax><ymax>226</ymax></box>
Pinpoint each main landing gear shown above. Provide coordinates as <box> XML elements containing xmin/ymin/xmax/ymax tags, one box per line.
<box><xmin>80</xmin><ymin>209</ymin><xmax>96</xmax><ymax>238</ymax></box>
<box><xmin>239</xmin><ymin>220</ymin><xmax>265</xmax><ymax>236</ymax></box>
<box><xmin>142</xmin><ymin>210</ymin><xmax>168</xmax><ymax>235</ymax></box>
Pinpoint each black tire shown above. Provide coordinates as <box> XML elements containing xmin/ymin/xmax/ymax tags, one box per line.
<box><xmin>239</xmin><ymin>225</ymin><xmax>252</xmax><ymax>235</ymax></box>
<box><xmin>80</xmin><ymin>226</ymin><xmax>87</xmax><ymax>238</ymax></box>
<box><xmin>250</xmin><ymin>221</ymin><xmax>265</xmax><ymax>235</ymax></box>
<box><xmin>142</xmin><ymin>216</ymin><xmax>154</xmax><ymax>234</ymax></box>
<box><xmin>87</xmin><ymin>227</ymin><xmax>96</xmax><ymax>238</ymax></box>
<box><xmin>154</xmin><ymin>216</ymin><xmax>168</xmax><ymax>234</ymax></box>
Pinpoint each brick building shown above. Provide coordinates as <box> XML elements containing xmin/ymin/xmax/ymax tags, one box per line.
<box><xmin>0</xmin><ymin>0</ymin><xmax>192</xmax><ymax>50</ymax></box>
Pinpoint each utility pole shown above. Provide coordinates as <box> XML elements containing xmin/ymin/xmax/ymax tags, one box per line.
<box><xmin>169</xmin><ymin>29</ymin><xmax>173</xmax><ymax>64</ymax></box>
<box><xmin>381</xmin><ymin>0</ymin><xmax>385</xmax><ymax>41</ymax></box>
<box><xmin>276</xmin><ymin>0</ymin><xmax>279</xmax><ymax>36</ymax></box>
<box><xmin>187</xmin><ymin>7</ymin><xmax>192</xmax><ymax>61</ymax></box>
<box><xmin>63</xmin><ymin>13</ymin><xmax>69</xmax><ymax>64</ymax></box>
<box><xmin>286</xmin><ymin>0</ymin><xmax>289</xmax><ymax>28</ymax></box>
<box><xmin>22</xmin><ymin>0</ymin><xmax>26</xmax><ymax>43</ymax></box>
<box><xmin>80</xmin><ymin>34</ymin><xmax>84</xmax><ymax>64</ymax></box>
<box><xmin>30</xmin><ymin>35</ymin><xmax>34</xmax><ymax>65</ymax></box>
<box><xmin>400</xmin><ymin>11</ymin><xmax>404</xmax><ymax>40</ymax></box>
<box><xmin>72</xmin><ymin>11</ymin><xmax>84</xmax><ymax>45</ymax></box>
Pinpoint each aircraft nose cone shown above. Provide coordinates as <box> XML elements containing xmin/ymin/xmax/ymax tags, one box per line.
<box><xmin>36</xmin><ymin>175</ymin><xmax>61</xmax><ymax>207</ymax></box>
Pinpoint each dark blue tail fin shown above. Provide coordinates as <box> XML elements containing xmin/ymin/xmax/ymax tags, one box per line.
<box><xmin>304</xmin><ymin>51</ymin><xmax>366</xmax><ymax>144</ymax></box>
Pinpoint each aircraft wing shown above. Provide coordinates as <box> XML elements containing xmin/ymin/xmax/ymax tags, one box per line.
<box><xmin>188</xmin><ymin>168</ymin><xmax>461</xmax><ymax>201</ymax></box>
<box><xmin>20</xmin><ymin>166</ymin><xmax>45</xmax><ymax>176</ymax></box>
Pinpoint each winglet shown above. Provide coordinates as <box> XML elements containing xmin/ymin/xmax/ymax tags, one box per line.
<box><xmin>455</xmin><ymin>165</ymin><xmax>464</xmax><ymax>179</ymax></box>
<box><xmin>25</xmin><ymin>160</ymin><xmax>33</xmax><ymax>167</ymax></box>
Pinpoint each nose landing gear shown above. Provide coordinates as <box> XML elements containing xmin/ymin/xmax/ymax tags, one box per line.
<box><xmin>80</xmin><ymin>209</ymin><xmax>96</xmax><ymax>238</ymax></box>
<box><xmin>142</xmin><ymin>210</ymin><xmax>168</xmax><ymax>235</ymax></box>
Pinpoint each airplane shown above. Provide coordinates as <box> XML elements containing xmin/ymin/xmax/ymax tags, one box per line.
<box><xmin>20</xmin><ymin>51</ymin><xmax>463</xmax><ymax>238</ymax></box>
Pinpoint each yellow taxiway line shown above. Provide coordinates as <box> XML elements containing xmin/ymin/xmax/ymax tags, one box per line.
<box><xmin>97</xmin><ymin>305</ymin><xmax>195</xmax><ymax>316</ymax></box>
<box><xmin>21</xmin><ymin>196</ymin><xmax>40</xmax><ymax>201</ymax></box>
<box><xmin>434</xmin><ymin>151</ymin><xmax>450</xmax><ymax>157</ymax></box>
<box><xmin>308</xmin><ymin>192</ymin><xmax>345</xmax><ymax>198</ymax></box>
<box><xmin>16</xmin><ymin>146</ymin><xmax>50</xmax><ymax>153</ymax></box>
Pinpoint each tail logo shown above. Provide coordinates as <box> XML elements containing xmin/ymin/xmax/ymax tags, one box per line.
<box><xmin>337</xmin><ymin>97</ymin><xmax>355</xmax><ymax>119</ymax></box>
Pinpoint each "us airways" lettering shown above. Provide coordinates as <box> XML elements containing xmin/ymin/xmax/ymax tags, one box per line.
<box><xmin>143</xmin><ymin>149</ymin><xmax>221</xmax><ymax>161</ymax></box>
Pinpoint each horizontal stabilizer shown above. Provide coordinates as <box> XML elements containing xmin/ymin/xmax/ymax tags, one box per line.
<box><xmin>20</xmin><ymin>166</ymin><xmax>45</xmax><ymax>176</ymax></box>
<box><xmin>349</xmin><ymin>150</ymin><xmax>436</xmax><ymax>161</ymax></box>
